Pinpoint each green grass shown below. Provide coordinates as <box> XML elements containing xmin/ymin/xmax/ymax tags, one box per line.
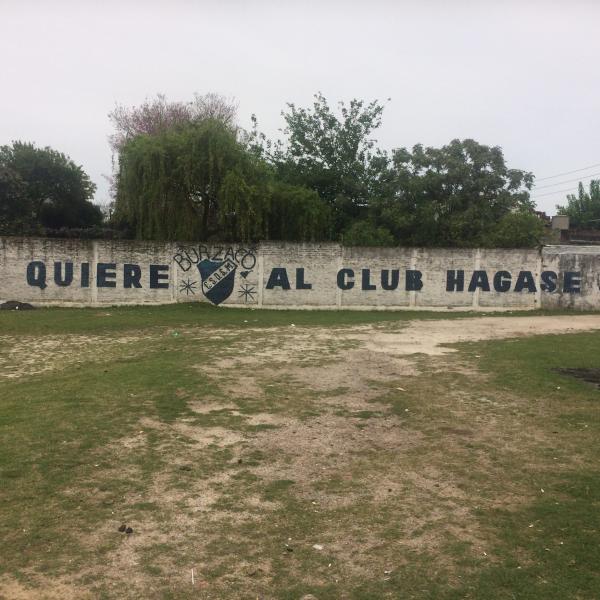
<box><xmin>0</xmin><ymin>302</ymin><xmax>455</xmax><ymax>336</ymax></box>
<box><xmin>0</xmin><ymin>305</ymin><xmax>599</xmax><ymax>598</ymax></box>
<box><xmin>1</xmin><ymin>302</ymin><xmax>595</xmax><ymax>336</ymax></box>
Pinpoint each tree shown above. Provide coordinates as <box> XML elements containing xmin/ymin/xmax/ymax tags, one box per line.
<box><xmin>109</xmin><ymin>93</ymin><xmax>238</xmax><ymax>154</ymax></box>
<box><xmin>0</xmin><ymin>165</ymin><xmax>29</xmax><ymax>233</ymax></box>
<box><xmin>264</xmin><ymin>93</ymin><xmax>390</xmax><ymax>235</ymax></box>
<box><xmin>371</xmin><ymin>139</ymin><xmax>536</xmax><ymax>247</ymax></box>
<box><xmin>556</xmin><ymin>180</ymin><xmax>600</xmax><ymax>228</ymax></box>
<box><xmin>341</xmin><ymin>220</ymin><xmax>395</xmax><ymax>246</ymax></box>
<box><xmin>114</xmin><ymin>119</ymin><xmax>330</xmax><ymax>242</ymax></box>
<box><xmin>486</xmin><ymin>210</ymin><xmax>546</xmax><ymax>247</ymax></box>
<box><xmin>0</xmin><ymin>142</ymin><xmax>100</xmax><ymax>233</ymax></box>
<box><xmin>112</xmin><ymin>92</ymin><xmax>542</xmax><ymax>247</ymax></box>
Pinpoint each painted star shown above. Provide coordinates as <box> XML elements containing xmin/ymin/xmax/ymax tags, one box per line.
<box><xmin>238</xmin><ymin>283</ymin><xmax>257</xmax><ymax>303</ymax></box>
<box><xmin>179</xmin><ymin>278</ymin><xmax>198</xmax><ymax>295</ymax></box>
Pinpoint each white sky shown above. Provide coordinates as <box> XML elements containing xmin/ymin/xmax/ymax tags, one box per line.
<box><xmin>1</xmin><ymin>0</ymin><xmax>599</xmax><ymax>214</ymax></box>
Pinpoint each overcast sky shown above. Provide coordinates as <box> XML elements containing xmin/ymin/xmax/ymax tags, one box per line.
<box><xmin>1</xmin><ymin>0</ymin><xmax>599</xmax><ymax>214</ymax></box>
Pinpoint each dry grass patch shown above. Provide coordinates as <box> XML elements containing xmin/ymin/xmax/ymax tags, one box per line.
<box><xmin>2</xmin><ymin>312</ymin><xmax>600</xmax><ymax>598</ymax></box>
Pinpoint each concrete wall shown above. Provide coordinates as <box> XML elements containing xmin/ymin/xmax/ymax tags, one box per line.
<box><xmin>0</xmin><ymin>237</ymin><xmax>595</xmax><ymax>310</ymax></box>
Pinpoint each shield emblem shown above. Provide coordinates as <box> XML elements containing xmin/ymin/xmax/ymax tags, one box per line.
<box><xmin>197</xmin><ymin>258</ymin><xmax>237</xmax><ymax>305</ymax></box>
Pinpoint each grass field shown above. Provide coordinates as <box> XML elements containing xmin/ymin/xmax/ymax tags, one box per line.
<box><xmin>1</xmin><ymin>305</ymin><xmax>600</xmax><ymax>599</ymax></box>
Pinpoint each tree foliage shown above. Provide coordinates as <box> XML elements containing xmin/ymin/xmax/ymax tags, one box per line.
<box><xmin>370</xmin><ymin>139</ymin><xmax>536</xmax><ymax>247</ymax></box>
<box><xmin>114</xmin><ymin>119</ymin><xmax>329</xmax><ymax>242</ymax></box>
<box><xmin>109</xmin><ymin>93</ymin><xmax>238</xmax><ymax>154</ymax></box>
<box><xmin>0</xmin><ymin>142</ymin><xmax>100</xmax><ymax>234</ymax></box>
<box><xmin>556</xmin><ymin>180</ymin><xmax>600</xmax><ymax>229</ymax></box>
<box><xmin>260</xmin><ymin>93</ymin><xmax>389</xmax><ymax>234</ymax></box>
<box><xmin>111</xmin><ymin>92</ymin><xmax>543</xmax><ymax>247</ymax></box>
<box><xmin>341</xmin><ymin>220</ymin><xmax>395</xmax><ymax>247</ymax></box>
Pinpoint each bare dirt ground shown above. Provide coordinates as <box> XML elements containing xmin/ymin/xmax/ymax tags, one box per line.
<box><xmin>2</xmin><ymin>314</ymin><xmax>600</xmax><ymax>598</ymax></box>
<box><xmin>349</xmin><ymin>314</ymin><xmax>600</xmax><ymax>357</ymax></box>
<box><xmin>2</xmin><ymin>314</ymin><xmax>599</xmax><ymax>381</ymax></box>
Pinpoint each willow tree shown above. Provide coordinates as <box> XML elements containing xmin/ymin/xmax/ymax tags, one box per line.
<box><xmin>116</xmin><ymin>120</ymin><xmax>247</xmax><ymax>239</ymax></box>
<box><xmin>114</xmin><ymin>119</ymin><xmax>330</xmax><ymax>242</ymax></box>
<box><xmin>265</xmin><ymin>182</ymin><xmax>331</xmax><ymax>241</ymax></box>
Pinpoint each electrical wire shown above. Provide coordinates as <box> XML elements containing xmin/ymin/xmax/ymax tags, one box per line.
<box><xmin>535</xmin><ymin>162</ymin><xmax>600</xmax><ymax>181</ymax></box>
<box><xmin>531</xmin><ymin>186</ymin><xmax>584</xmax><ymax>199</ymax></box>
<box><xmin>533</xmin><ymin>172</ymin><xmax>600</xmax><ymax>190</ymax></box>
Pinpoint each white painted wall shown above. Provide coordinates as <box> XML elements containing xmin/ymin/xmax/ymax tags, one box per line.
<box><xmin>0</xmin><ymin>237</ymin><xmax>594</xmax><ymax>310</ymax></box>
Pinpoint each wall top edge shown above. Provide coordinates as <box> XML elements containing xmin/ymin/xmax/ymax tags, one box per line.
<box><xmin>0</xmin><ymin>237</ymin><xmax>565</xmax><ymax>250</ymax></box>
<box><xmin>2</xmin><ymin>237</ymin><xmax>600</xmax><ymax>253</ymax></box>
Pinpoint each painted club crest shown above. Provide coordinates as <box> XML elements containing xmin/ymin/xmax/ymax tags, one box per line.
<box><xmin>197</xmin><ymin>258</ymin><xmax>237</xmax><ymax>305</ymax></box>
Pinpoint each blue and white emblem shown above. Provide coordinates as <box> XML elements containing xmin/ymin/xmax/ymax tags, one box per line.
<box><xmin>197</xmin><ymin>258</ymin><xmax>237</xmax><ymax>305</ymax></box>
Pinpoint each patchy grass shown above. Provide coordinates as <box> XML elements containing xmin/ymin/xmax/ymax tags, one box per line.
<box><xmin>0</xmin><ymin>302</ymin><xmax>468</xmax><ymax>336</ymax></box>
<box><xmin>0</xmin><ymin>306</ymin><xmax>599</xmax><ymax>599</ymax></box>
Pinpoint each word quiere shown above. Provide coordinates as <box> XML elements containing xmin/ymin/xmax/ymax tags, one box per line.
<box><xmin>25</xmin><ymin>261</ymin><xmax>169</xmax><ymax>290</ymax></box>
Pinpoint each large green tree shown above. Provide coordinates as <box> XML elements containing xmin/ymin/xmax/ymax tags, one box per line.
<box><xmin>556</xmin><ymin>180</ymin><xmax>600</xmax><ymax>229</ymax></box>
<box><xmin>257</xmin><ymin>95</ymin><xmax>541</xmax><ymax>247</ymax></box>
<box><xmin>0</xmin><ymin>142</ymin><xmax>100</xmax><ymax>233</ymax></box>
<box><xmin>258</xmin><ymin>93</ymin><xmax>389</xmax><ymax>236</ymax></box>
<box><xmin>0</xmin><ymin>165</ymin><xmax>28</xmax><ymax>233</ymax></box>
<box><xmin>109</xmin><ymin>93</ymin><xmax>238</xmax><ymax>154</ymax></box>
<box><xmin>369</xmin><ymin>139</ymin><xmax>541</xmax><ymax>247</ymax></box>
<box><xmin>114</xmin><ymin>119</ymin><xmax>329</xmax><ymax>242</ymax></box>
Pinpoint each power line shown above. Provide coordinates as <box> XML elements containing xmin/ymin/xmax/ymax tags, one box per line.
<box><xmin>533</xmin><ymin>172</ymin><xmax>600</xmax><ymax>190</ymax></box>
<box><xmin>536</xmin><ymin>162</ymin><xmax>600</xmax><ymax>181</ymax></box>
<box><xmin>531</xmin><ymin>186</ymin><xmax>583</xmax><ymax>199</ymax></box>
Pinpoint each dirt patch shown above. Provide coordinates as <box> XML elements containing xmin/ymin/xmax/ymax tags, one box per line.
<box><xmin>349</xmin><ymin>315</ymin><xmax>600</xmax><ymax>357</ymax></box>
<box><xmin>6</xmin><ymin>314</ymin><xmax>600</xmax><ymax>597</ymax></box>
<box><xmin>0</xmin><ymin>333</ymin><xmax>157</xmax><ymax>380</ymax></box>
<box><xmin>0</xmin><ymin>575</ymin><xmax>92</xmax><ymax>600</ymax></box>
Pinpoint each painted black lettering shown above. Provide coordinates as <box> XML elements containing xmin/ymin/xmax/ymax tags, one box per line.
<box><xmin>563</xmin><ymin>271</ymin><xmax>581</xmax><ymax>293</ymax></box>
<box><xmin>173</xmin><ymin>253</ymin><xmax>191</xmax><ymax>272</ymax></box>
<box><xmin>296</xmin><ymin>268</ymin><xmax>312</xmax><ymax>290</ymax></box>
<box><xmin>186</xmin><ymin>247</ymin><xmax>199</xmax><ymax>264</ymax></box>
<box><xmin>26</xmin><ymin>261</ymin><xmax>47</xmax><ymax>289</ymax></box>
<box><xmin>381</xmin><ymin>269</ymin><xmax>399</xmax><ymax>291</ymax></box>
<box><xmin>150</xmin><ymin>265</ymin><xmax>169</xmax><ymax>289</ymax></box>
<box><xmin>514</xmin><ymin>271</ymin><xmax>537</xmax><ymax>293</ymax></box>
<box><xmin>54</xmin><ymin>261</ymin><xmax>73</xmax><ymax>287</ymax></box>
<box><xmin>241</xmin><ymin>252</ymin><xmax>256</xmax><ymax>270</ymax></box>
<box><xmin>361</xmin><ymin>269</ymin><xmax>376</xmax><ymax>291</ymax></box>
<box><xmin>406</xmin><ymin>270</ymin><xmax>423</xmax><ymax>291</ymax></box>
<box><xmin>446</xmin><ymin>270</ymin><xmax>464</xmax><ymax>292</ymax></box>
<box><xmin>541</xmin><ymin>271</ymin><xmax>558</xmax><ymax>293</ymax></box>
<box><xmin>81</xmin><ymin>263</ymin><xmax>90</xmax><ymax>288</ymax></box>
<box><xmin>493</xmin><ymin>271</ymin><xmax>511</xmax><ymax>292</ymax></box>
<box><xmin>337</xmin><ymin>269</ymin><xmax>354</xmax><ymax>290</ymax></box>
<box><xmin>97</xmin><ymin>263</ymin><xmax>117</xmax><ymax>288</ymax></box>
<box><xmin>124</xmin><ymin>264</ymin><xmax>142</xmax><ymax>288</ymax></box>
<box><xmin>468</xmin><ymin>270</ymin><xmax>490</xmax><ymax>292</ymax></box>
<box><xmin>266</xmin><ymin>268</ymin><xmax>291</xmax><ymax>290</ymax></box>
